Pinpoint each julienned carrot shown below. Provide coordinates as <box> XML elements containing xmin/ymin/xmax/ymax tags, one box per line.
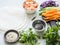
<box><xmin>57</xmin><ymin>12</ymin><xmax>60</xmax><ymax>15</ymax></box>
<box><xmin>46</xmin><ymin>18</ymin><xmax>58</xmax><ymax>21</ymax></box>
<box><xmin>54</xmin><ymin>14</ymin><xmax>60</xmax><ymax>18</ymax></box>
<box><xmin>42</xmin><ymin>13</ymin><xmax>47</xmax><ymax>17</ymax></box>
<box><xmin>58</xmin><ymin>18</ymin><xmax>60</xmax><ymax>20</ymax></box>
<box><xmin>44</xmin><ymin>16</ymin><xmax>56</xmax><ymax>20</ymax></box>
<box><xmin>42</xmin><ymin>13</ymin><xmax>56</xmax><ymax>17</ymax></box>
<box><xmin>45</xmin><ymin>9</ymin><xmax>58</xmax><ymax>14</ymax></box>
<box><xmin>45</xmin><ymin>17</ymin><xmax>57</xmax><ymax>21</ymax></box>
<box><xmin>44</xmin><ymin>15</ymin><xmax>59</xmax><ymax>20</ymax></box>
<box><xmin>42</xmin><ymin>11</ymin><xmax>57</xmax><ymax>17</ymax></box>
<box><xmin>42</xmin><ymin>9</ymin><xmax>60</xmax><ymax>22</ymax></box>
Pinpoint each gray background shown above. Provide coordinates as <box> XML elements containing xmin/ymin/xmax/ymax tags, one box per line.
<box><xmin>0</xmin><ymin>0</ymin><xmax>60</xmax><ymax>45</ymax></box>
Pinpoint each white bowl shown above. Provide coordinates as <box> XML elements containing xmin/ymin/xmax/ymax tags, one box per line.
<box><xmin>25</xmin><ymin>9</ymin><xmax>37</xmax><ymax>14</ymax></box>
<box><xmin>32</xmin><ymin>19</ymin><xmax>47</xmax><ymax>35</ymax></box>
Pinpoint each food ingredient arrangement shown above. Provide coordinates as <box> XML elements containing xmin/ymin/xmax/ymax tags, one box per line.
<box><xmin>39</xmin><ymin>0</ymin><xmax>60</xmax><ymax>45</ymax></box>
<box><xmin>43</xmin><ymin>26</ymin><xmax>60</xmax><ymax>45</ymax></box>
<box><xmin>19</xmin><ymin>28</ymin><xmax>39</xmax><ymax>45</ymax></box>
<box><xmin>42</xmin><ymin>9</ymin><xmax>60</xmax><ymax>22</ymax></box>
<box><xmin>23</xmin><ymin>0</ymin><xmax>38</xmax><ymax>14</ymax></box>
<box><xmin>39</xmin><ymin>0</ymin><xmax>60</xmax><ymax>22</ymax></box>
<box><xmin>23</xmin><ymin>0</ymin><xmax>38</xmax><ymax>10</ymax></box>
<box><xmin>3</xmin><ymin>0</ymin><xmax>60</xmax><ymax>45</ymax></box>
<box><xmin>40</xmin><ymin>1</ymin><xmax>59</xmax><ymax>9</ymax></box>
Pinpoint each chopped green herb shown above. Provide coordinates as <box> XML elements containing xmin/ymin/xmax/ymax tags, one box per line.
<box><xmin>19</xmin><ymin>28</ymin><xmax>40</xmax><ymax>45</ymax></box>
<box><xmin>43</xmin><ymin>26</ymin><xmax>60</xmax><ymax>45</ymax></box>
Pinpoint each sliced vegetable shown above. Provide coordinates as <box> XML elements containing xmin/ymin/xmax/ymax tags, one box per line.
<box><xmin>42</xmin><ymin>9</ymin><xmax>60</xmax><ymax>22</ymax></box>
<box><xmin>45</xmin><ymin>9</ymin><xmax>58</xmax><ymax>14</ymax></box>
<box><xmin>39</xmin><ymin>7</ymin><xmax>60</xmax><ymax>15</ymax></box>
<box><xmin>40</xmin><ymin>1</ymin><xmax>59</xmax><ymax>9</ymax></box>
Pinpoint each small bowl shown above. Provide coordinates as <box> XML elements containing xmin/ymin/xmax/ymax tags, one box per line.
<box><xmin>4</xmin><ymin>29</ymin><xmax>19</xmax><ymax>44</ymax></box>
<box><xmin>23</xmin><ymin>1</ymin><xmax>38</xmax><ymax>14</ymax></box>
<box><xmin>32</xmin><ymin>20</ymin><xmax>47</xmax><ymax>35</ymax></box>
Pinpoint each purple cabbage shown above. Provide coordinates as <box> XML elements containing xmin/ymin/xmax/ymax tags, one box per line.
<box><xmin>40</xmin><ymin>0</ymin><xmax>59</xmax><ymax>9</ymax></box>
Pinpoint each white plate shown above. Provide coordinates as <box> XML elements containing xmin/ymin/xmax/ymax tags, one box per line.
<box><xmin>0</xmin><ymin>7</ymin><xmax>28</xmax><ymax>31</ymax></box>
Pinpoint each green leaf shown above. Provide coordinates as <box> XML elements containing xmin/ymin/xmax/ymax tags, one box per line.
<box><xmin>43</xmin><ymin>26</ymin><xmax>59</xmax><ymax>45</ymax></box>
<box><xmin>19</xmin><ymin>28</ymin><xmax>39</xmax><ymax>45</ymax></box>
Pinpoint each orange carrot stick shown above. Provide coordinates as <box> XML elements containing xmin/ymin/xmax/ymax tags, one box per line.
<box><xmin>45</xmin><ymin>9</ymin><xmax>58</xmax><ymax>14</ymax></box>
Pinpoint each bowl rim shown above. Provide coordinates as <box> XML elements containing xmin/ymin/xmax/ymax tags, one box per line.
<box><xmin>32</xmin><ymin>19</ymin><xmax>47</xmax><ymax>32</ymax></box>
<box><xmin>4</xmin><ymin>29</ymin><xmax>19</xmax><ymax>43</ymax></box>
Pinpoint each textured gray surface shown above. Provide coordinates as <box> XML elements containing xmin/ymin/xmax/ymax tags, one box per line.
<box><xmin>0</xmin><ymin>0</ymin><xmax>60</xmax><ymax>45</ymax></box>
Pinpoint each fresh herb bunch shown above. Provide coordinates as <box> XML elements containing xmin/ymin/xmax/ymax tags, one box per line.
<box><xmin>19</xmin><ymin>28</ymin><xmax>39</xmax><ymax>45</ymax></box>
<box><xmin>57</xmin><ymin>21</ymin><xmax>60</xmax><ymax>30</ymax></box>
<box><xmin>43</xmin><ymin>26</ymin><xmax>60</xmax><ymax>45</ymax></box>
